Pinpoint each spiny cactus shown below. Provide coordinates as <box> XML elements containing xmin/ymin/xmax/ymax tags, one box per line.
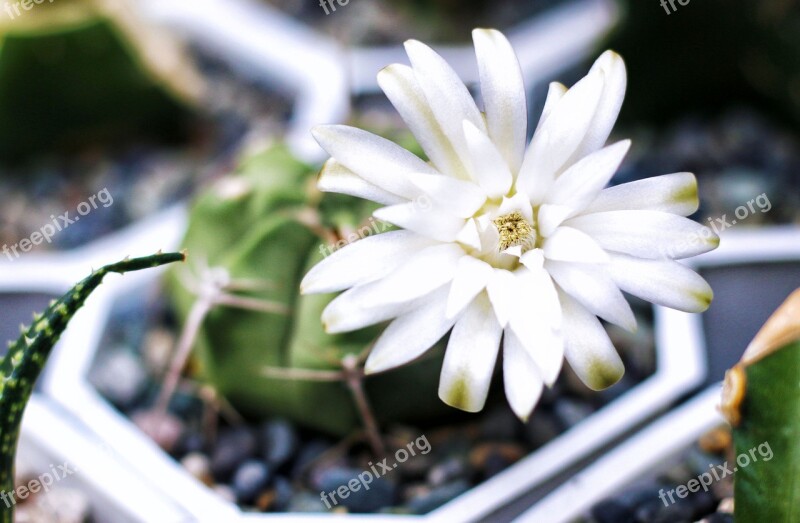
<box><xmin>722</xmin><ymin>288</ymin><xmax>800</xmax><ymax>521</ymax></box>
<box><xmin>168</xmin><ymin>144</ymin><xmax>454</xmax><ymax>436</ymax></box>
<box><xmin>0</xmin><ymin>252</ymin><xmax>184</xmax><ymax>523</ymax></box>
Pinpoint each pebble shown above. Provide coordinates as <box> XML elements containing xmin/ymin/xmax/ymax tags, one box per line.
<box><xmin>634</xmin><ymin>498</ymin><xmax>694</xmax><ymax>523</ymax></box>
<box><xmin>291</xmin><ymin>439</ymin><xmax>333</xmax><ymax>481</ymax></box>
<box><xmin>468</xmin><ymin>443</ymin><xmax>525</xmax><ymax>477</ymax></box>
<box><xmin>698</xmin><ymin>426</ymin><xmax>732</xmax><ymax>455</ymax></box>
<box><xmin>131</xmin><ymin>410</ymin><xmax>185</xmax><ymax>453</ymax></box>
<box><xmin>180</xmin><ymin>452</ymin><xmax>213</xmax><ymax>486</ymax></box>
<box><xmin>553</xmin><ymin>398</ymin><xmax>594</xmax><ymax>429</ymax></box>
<box><xmin>406</xmin><ymin>480</ymin><xmax>470</xmax><ymax>514</ymax></box>
<box><xmin>210</xmin><ymin>426</ymin><xmax>258</xmax><ymax>480</ymax></box>
<box><xmin>256</xmin><ymin>475</ymin><xmax>293</xmax><ymax>511</ymax></box>
<box><xmin>479</xmin><ymin>406</ymin><xmax>520</xmax><ymax>441</ymax></box>
<box><xmin>427</xmin><ymin>456</ymin><xmax>468</xmax><ymax>487</ymax></box>
<box><xmin>259</xmin><ymin>419</ymin><xmax>299</xmax><ymax>468</ymax></box>
<box><xmin>91</xmin><ymin>349</ymin><xmax>148</xmax><ymax>409</ymax></box>
<box><xmin>702</xmin><ymin>514</ymin><xmax>734</xmax><ymax>523</ymax></box>
<box><xmin>232</xmin><ymin>460</ymin><xmax>272</xmax><ymax>504</ymax></box>
<box><xmin>316</xmin><ymin>466</ymin><xmax>396</xmax><ymax>513</ymax></box>
<box><xmin>523</xmin><ymin>410</ymin><xmax>562</xmax><ymax>449</ymax></box>
<box><xmin>286</xmin><ymin>492</ymin><xmax>328</xmax><ymax>513</ymax></box>
<box><xmin>213</xmin><ymin>484</ymin><xmax>237</xmax><ymax>504</ymax></box>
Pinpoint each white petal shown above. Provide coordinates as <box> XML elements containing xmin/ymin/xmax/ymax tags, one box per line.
<box><xmin>503</xmin><ymin>329</ymin><xmax>544</xmax><ymax>421</ymax></box>
<box><xmin>486</xmin><ymin>268</ymin><xmax>517</xmax><ymax>327</ymax></box>
<box><xmin>607</xmin><ymin>253</ymin><xmax>714</xmax><ymax>312</ymax></box>
<box><xmin>365</xmin><ymin>286</ymin><xmax>455</xmax><ymax>374</ymax></box>
<box><xmin>301</xmin><ymin>230</ymin><xmax>435</xmax><ymax>294</ymax></box>
<box><xmin>507</xmin><ymin>267</ymin><xmax>564</xmax><ymax>385</ymax></box>
<box><xmin>455</xmin><ymin>218</ymin><xmax>482</xmax><ymax>250</ymax></box>
<box><xmin>312</xmin><ymin>125</ymin><xmax>433</xmax><ymax>199</ymax></box>
<box><xmin>462</xmin><ymin>120</ymin><xmax>514</xmax><ymax>198</ymax></box>
<box><xmin>517</xmin><ymin>70</ymin><xmax>604</xmax><ymax>203</ymax></box>
<box><xmin>559</xmin><ymin>290</ymin><xmax>625</xmax><ymax>390</ymax></box>
<box><xmin>572</xmin><ymin>50</ymin><xmax>627</xmax><ymax>160</ymax></box>
<box><xmin>405</xmin><ymin>40</ymin><xmax>486</xmax><ymax>177</ymax></box>
<box><xmin>322</xmin><ymin>282</ymin><xmax>435</xmax><ymax>334</ymax></box>
<box><xmin>378</xmin><ymin>64</ymin><xmax>467</xmax><ymax>177</ymax></box>
<box><xmin>446</xmin><ymin>256</ymin><xmax>494</xmax><ymax>318</ymax></box>
<box><xmin>472</xmin><ymin>28</ymin><xmax>527</xmax><ymax>173</ymax></box>
<box><xmin>546</xmin><ymin>260</ymin><xmax>636</xmax><ymax>331</ymax></box>
<box><xmin>565</xmin><ymin>210</ymin><xmax>720</xmax><ymax>259</ymax></box>
<box><xmin>545</xmin><ymin>140</ymin><xmax>631</xmax><ymax>214</ymax></box>
<box><xmin>353</xmin><ymin>244</ymin><xmax>464</xmax><ymax>308</ymax></box>
<box><xmin>543</xmin><ymin>226</ymin><xmax>609</xmax><ymax>263</ymax></box>
<box><xmin>497</xmin><ymin>192</ymin><xmax>535</xmax><ymax>224</ymax></box>
<box><xmin>534</xmin><ymin>82</ymin><xmax>567</xmax><ymax>134</ymax></box>
<box><xmin>317</xmin><ymin>159</ymin><xmax>407</xmax><ymax>206</ymax></box>
<box><xmin>537</xmin><ymin>203</ymin><xmax>573</xmax><ymax>238</ymax></box>
<box><xmin>438</xmin><ymin>292</ymin><xmax>502</xmax><ymax>412</ymax></box>
<box><xmin>582</xmin><ymin>172</ymin><xmax>699</xmax><ymax>216</ymax></box>
<box><xmin>374</xmin><ymin>202</ymin><xmax>466</xmax><ymax>242</ymax></box>
<box><xmin>406</xmin><ymin>172</ymin><xmax>485</xmax><ymax>218</ymax></box>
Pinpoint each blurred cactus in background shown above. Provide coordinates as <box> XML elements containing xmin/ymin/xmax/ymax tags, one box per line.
<box><xmin>0</xmin><ymin>0</ymin><xmax>204</xmax><ymax>162</ymax></box>
<box><xmin>168</xmin><ymin>144</ymin><xmax>454</xmax><ymax>437</ymax></box>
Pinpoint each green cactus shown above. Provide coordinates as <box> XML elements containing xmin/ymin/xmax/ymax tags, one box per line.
<box><xmin>0</xmin><ymin>252</ymin><xmax>184</xmax><ymax>523</ymax></box>
<box><xmin>169</xmin><ymin>144</ymin><xmax>455</xmax><ymax>436</ymax></box>
<box><xmin>0</xmin><ymin>0</ymin><xmax>202</xmax><ymax>162</ymax></box>
<box><xmin>723</xmin><ymin>288</ymin><xmax>800</xmax><ymax>521</ymax></box>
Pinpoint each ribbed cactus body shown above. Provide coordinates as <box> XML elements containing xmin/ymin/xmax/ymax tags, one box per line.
<box><xmin>170</xmin><ymin>145</ymin><xmax>452</xmax><ymax>435</ymax></box>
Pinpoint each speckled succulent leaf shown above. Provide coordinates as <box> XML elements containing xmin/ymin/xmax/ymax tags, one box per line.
<box><xmin>169</xmin><ymin>145</ymin><xmax>452</xmax><ymax>435</ymax></box>
<box><xmin>732</xmin><ymin>341</ymin><xmax>800</xmax><ymax>522</ymax></box>
<box><xmin>0</xmin><ymin>251</ymin><xmax>184</xmax><ymax>523</ymax></box>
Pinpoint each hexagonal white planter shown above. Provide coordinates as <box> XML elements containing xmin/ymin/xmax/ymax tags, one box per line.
<box><xmin>514</xmin><ymin>385</ymin><xmax>725</xmax><ymax>523</ymax></box>
<box><xmin>16</xmin><ymin>395</ymin><xmax>190</xmax><ymax>522</ymax></box>
<box><xmin>33</xmin><ymin>203</ymin><xmax>707</xmax><ymax>522</ymax></box>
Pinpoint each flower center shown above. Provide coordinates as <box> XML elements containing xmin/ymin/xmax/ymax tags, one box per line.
<box><xmin>493</xmin><ymin>211</ymin><xmax>535</xmax><ymax>251</ymax></box>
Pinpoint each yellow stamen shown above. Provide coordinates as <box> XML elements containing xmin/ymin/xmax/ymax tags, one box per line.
<box><xmin>493</xmin><ymin>211</ymin><xmax>534</xmax><ymax>251</ymax></box>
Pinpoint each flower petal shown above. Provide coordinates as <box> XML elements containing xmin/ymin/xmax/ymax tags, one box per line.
<box><xmin>486</xmin><ymin>268</ymin><xmax>517</xmax><ymax>327</ymax></box>
<box><xmin>543</xmin><ymin>226</ymin><xmax>609</xmax><ymax>263</ymax></box>
<box><xmin>472</xmin><ymin>28</ymin><xmax>527</xmax><ymax>173</ymax></box>
<box><xmin>322</xmin><ymin>282</ymin><xmax>436</xmax><ymax>334</ymax></box>
<box><xmin>503</xmin><ymin>329</ymin><xmax>544</xmax><ymax>421</ymax></box>
<box><xmin>559</xmin><ymin>290</ymin><xmax>625</xmax><ymax>390</ymax></box>
<box><xmin>565</xmin><ymin>210</ymin><xmax>720</xmax><ymax>259</ymax></box>
<box><xmin>312</xmin><ymin>125</ymin><xmax>433</xmax><ymax>199</ymax></box>
<box><xmin>517</xmin><ymin>70</ymin><xmax>604</xmax><ymax>203</ymax></box>
<box><xmin>545</xmin><ymin>140</ymin><xmax>631</xmax><ymax>214</ymax></box>
<box><xmin>462</xmin><ymin>120</ymin><xmax>514</xmax><ymax>198</ymax></box>
<box><xmin>506</xmin><ymin>266</ymin><xmax>564</xmax><ymax>385</ymax></box>
<box><xmin>373</xmin><ymin>202</ymin><xmax>466</xmax><ymax>242</ymax></box>
<box><xmin>607</xmin><ymin>253</ymin><xmax>714</xmax><ymax>312</ymax></box>
<box><xmin>534</xmin><ymin>82</ymin><xmax>567</xmax><ymax>134</ymax></box>
<box><xmin>301</xmin><ymin>230</ymin><xmax>436</xmax><ymax>294</ymax></box>
<box><xmin>405</xmin><ymin>39</ymin><xmax>486</xmax><ymax>178</ymax></box>
<box><xmin>572</xmin><ymin>50</ymin><xmax>627</xmax><ymax>160</ymax></box>
<box><xmin>365</xmin><ymin>286</ymin><xmax>455</xmax><ymax>374</ymax></box>
<box><xmin>317</xmin><ymin>159</ymin><xmax>407</xmax><ymax>206</ymax></box>
<box><xmin>446</xmin><ymin>256</ymin><xmax>494</xmax><ymax>318</ymax></box>
<box><xmin>406</xmin><ymin>172</ymin><xmax>486</xmax><ymax>218</ymax></box>
<box><xmin>546</xmin><ymin>260</ymin><xmax>636</xmax><ymax>331</ymax></box>
<box><xmin>582</xmin><ymin>172</ymin><xmax>699</xmax><ymax>216</ymax></box>
<box><xmin>378</xmin><ymin>64</ymin><xmax>467</xmax><ymax>177</ymax></box>
<box><xmin>439</xmin><ymin>292</ymin><xmax>502</xmax><ymax>412</ymax></box>
<box><xmin>353</xmin><ymin>243</ymin><xmax>465</xmax><ymax>308</ymax></box>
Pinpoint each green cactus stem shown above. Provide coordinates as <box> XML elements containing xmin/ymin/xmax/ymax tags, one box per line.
<box><xmin>0</xmin><ymin>252</ymin><xmax>184</xmax><ymax>523</ymax></box>
<box><xmin>722</xmin><ymin>288</ymin><xmax>800</xmax><ymax>522</ymax></box>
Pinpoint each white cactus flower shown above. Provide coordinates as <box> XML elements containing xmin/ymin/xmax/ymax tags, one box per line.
<box><xmin>301</xmin><ymin>29</ymin><xmax>718</xmax><ymax>421</ymax></box>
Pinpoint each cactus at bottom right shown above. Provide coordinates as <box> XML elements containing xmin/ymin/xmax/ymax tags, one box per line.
<box><xmin>722</xmin><ymin>288</ymin><xmax>800</xmax><ymax>521</ymax></box>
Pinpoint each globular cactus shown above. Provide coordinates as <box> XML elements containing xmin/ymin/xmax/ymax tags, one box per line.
<box><xmin>0</xmin><ymin>252</ymin><xmax>184</xmax><ymax>523</ymax></box>
<box><xmin>722</xmin><ymin>288</ymin><xmax>800</xmax><ymax>521</ymax></box>
<box><xmin>169</xmin><ymin>144</ymin><xmax>454</xmax><ymax>436</ymax></box>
